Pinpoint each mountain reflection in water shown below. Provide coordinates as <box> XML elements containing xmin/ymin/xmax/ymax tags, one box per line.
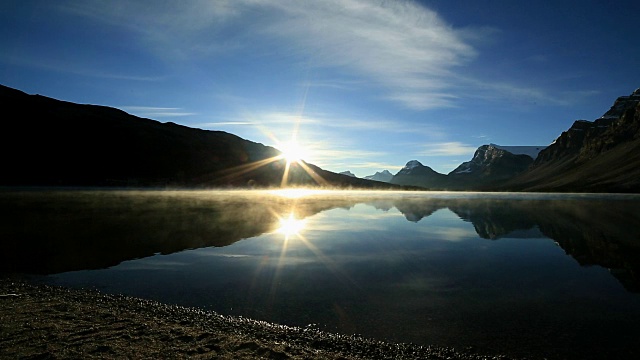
<box><xmin>2</xmin><ymin>190</ymin><xmax>639</xmax><ymax>291</ymax></box>
<box><xmin>2</xmin><ymin>189</ymin><xmax>640</xmax><ymax>360</ymax></box>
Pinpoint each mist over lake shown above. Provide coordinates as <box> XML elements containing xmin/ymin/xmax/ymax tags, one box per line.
<box><xmin>2</xmin><ymin>189</ymin><xmax>640</xmax><ymax>359</ymax></box>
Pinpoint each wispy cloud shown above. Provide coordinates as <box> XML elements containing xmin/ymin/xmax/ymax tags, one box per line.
<box><xmin>120</xmin><ymin>106</ymin><xmax>196</xmax><ymax>118</ymax></box>
<box><xmin>56</xmin><ymin>1</ymin><xmax>575</xmax><ymax>112</ymax></box>
<box><xmin>456</xmin><ymin>80</ymin><xmax>600</xmax><ymax>107</ymax></box>
<box><xmin>302</xmin><ymin>144</ymin><xmax>389</xmax><ymax>170</ymax></box>
<box><xmin>304</xmin><ymin>79</ymin><xmax>363</xmax><ymax>91</ymax></box>
<box><xmin>199</xmin><ymin>121</ymin><xmax>253</xmax><ymax>127</ymax></box>
<box><xmin>260</xmin><ymin>0</ymin><xmax>478</xmax><ymax>110</ymax></box>
<box><xmin>238</xmin><ymin>110</ymin><xmax>442</xmax><ymax>135</ymax></box>
<box><xmin>348</xmin><ymin>162</ymin><xmax>404</xmax><ymax>171</ymax></box>
<box><xmin>418</xmin><ymin>142</ymin><xmax>478</xmax><ymax>157</ymax></box>
<box><xmin>58</xmin><ymin>0</ymin><xmax>482</xmax><ymax>110</ymax></box>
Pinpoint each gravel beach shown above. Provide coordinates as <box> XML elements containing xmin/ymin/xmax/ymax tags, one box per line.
<box><xmin>1</xmin><ymin>278</ymin><xmax>522</xmax><ymax>360</ymax></box>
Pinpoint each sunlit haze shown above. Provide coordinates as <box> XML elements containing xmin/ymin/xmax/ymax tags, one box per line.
<box><xmin>2</xmin><ymin>0</ymin><xmax>639</xmax><ymax>176</ymax></box>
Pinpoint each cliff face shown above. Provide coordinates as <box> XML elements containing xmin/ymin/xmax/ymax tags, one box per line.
<box><xmin>504</xmin><ymin>89</ymin><xmax>640</xmax><ymax>192</ymax></box>
<box><xmin>449</xmin><ymin>144</ymin><xmax>534</xmax><ymax>183</ymax></box>
<box><xmin>533</xmin><ymin>118</ymin><xmax>616</xmax><ymax>165</ymax></box>
<box><xmin>535</xmin><ymin>89</ymin><xmax>640</xmax><ymax>166</ymax></box>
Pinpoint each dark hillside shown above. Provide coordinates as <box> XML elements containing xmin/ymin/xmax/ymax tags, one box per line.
<box><xmin>0</xmin><ymin>84</ymin><xmax>401</xmax><ymax>189</ymax></box>
<box><xmin>502</xmin><ymin>90</ymin><xmax>640</xmax><ymax>193</ymax></box>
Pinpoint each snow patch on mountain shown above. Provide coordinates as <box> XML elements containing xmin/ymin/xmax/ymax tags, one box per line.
<box><xmin>403</xmin><ymin>160</ymin><xmax>423</xmax><ymax>171</ymax></box>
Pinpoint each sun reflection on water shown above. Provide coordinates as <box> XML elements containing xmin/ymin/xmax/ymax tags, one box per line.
<box><xmin>277</xmin><ymin>214</ymin><xmax>306</xmax><ymax>237</ymax></box>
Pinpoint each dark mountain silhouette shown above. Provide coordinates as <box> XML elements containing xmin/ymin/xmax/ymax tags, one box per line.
<box><xmin>447</xmin><ymin>144</ymin><xmax>536</xmax><ymax>188</ymax></box>
<box><xmin>501</xmin><ymin>89</ymin><xmax>640</xmax><ymax>192</ymax></box>
<box><xmin>390</xmin><ymin>160</ymin><xmax>448</xmax><ymax>188</ymax></box>
<box><xmin>0</xmin><ymin>84</ymin><xmax>403</xmax><ymax>189</ymax></box>
<box><xmin>4</xmin><ymin>83</ymin><xmax>639</xmax><ymax>192</ymax></box>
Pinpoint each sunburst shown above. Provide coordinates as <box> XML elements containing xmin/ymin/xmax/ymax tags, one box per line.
<box><xmin>211</xmin><ymin>111</ymin><xmax>327</xmax><ymax>187</ymax></box>
<box><xmin>277</xmin><ymin>213</ymin><xmax>306</xmax><ymax>237</ymax></box>
<box><xmin>278</xmin><ymin>140</ymin><xmax>308</xmax><ymax>165</ymax></box>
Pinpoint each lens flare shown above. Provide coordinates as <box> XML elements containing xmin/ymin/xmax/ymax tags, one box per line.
<box><xmin>277</xmin><ymin>213</ymin><xmax>306</xmax><ymax>237</ymax></box>
<box><xmin>279</xmin><ymin>140</ymin><xmax>308</xmax><ymax>164</ymax></box>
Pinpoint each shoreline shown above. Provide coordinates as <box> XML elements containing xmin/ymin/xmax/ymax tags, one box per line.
<box><xmin>1</xmin><ymin>278</ymin><xmax>519</xmax><ymax>360</ymax></box>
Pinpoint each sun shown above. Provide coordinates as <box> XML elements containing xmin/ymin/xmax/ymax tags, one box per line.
<box><xmin>279</xmin><ymin>140</ymin><xmax>309</xmax><ymax>164</ymax></box>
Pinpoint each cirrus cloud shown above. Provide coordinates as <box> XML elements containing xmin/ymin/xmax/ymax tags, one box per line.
<box><xmin>418</xmin><ymin>142</ymin><xmax>478</xmax><ymax>157</ymax></box>
<box><xmin>58</xmin><ymin>0</ymin><xmax>482</xmax><ymax>110</ymax></box>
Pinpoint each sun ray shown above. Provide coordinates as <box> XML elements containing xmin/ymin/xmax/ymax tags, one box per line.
<box><xmin>297</xmin><ymin>161</ymin><xmax>330</xmax><ymax>186</ymax></box>
<box><xmin>207</xmin><ymin>149</ymin><xmax>329</xmax><ymax>189</ymax></box>
<box><xmin>212</xmin><ymin>155</ymin><xmax>284</xmax><ymax>183</ymax></box>
<box><xmin>279</xmin><ymin>140</ymin><xmax>308</xmax><ymax>165</ymax></box>
<box><xmin>280</xmin><ymin>160</ymin><xmax>291</xmax><ymax>187</ymax></box>
<box><xmin>214</xmin><ymin>87</ymin><xmax>327</xmax><ymax>188</ymax></box>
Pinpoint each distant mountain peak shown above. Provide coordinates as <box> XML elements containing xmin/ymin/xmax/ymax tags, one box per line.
<box><xmin>364</xmin><ymin>170</ymin><xmax>393</xmax><ymax>183</ymax></box>
<box><xmin>489</xmin><ymin>144</ymin><xmax>547</xmax><ymax>159</ymax></box>
<box><xmin>599</xmin><ymin>89</ymin><xmax>640</xmax><ymax>119</ymax></box>
<box><xmin>449</xmin><ymin>144</ymin><xmax>534</xmax><ymax>179</ymax></box>
<box><xmin>390</xmin><ymin>160</ymin><xmax>446</xmax><ymax>188</ymax></box>
<box><xmin>403</xmin><ymin>160</ymin><xmax>423</xmax><ymax>170</ymax></box>
<box><xmin>339</xmin><ymin>171</ymin><xmax>356</xmax><ymax>177</ymax></box>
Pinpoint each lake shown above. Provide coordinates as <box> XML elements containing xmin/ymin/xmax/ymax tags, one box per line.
<box><xmin>2</xmin><ymin>189</ymin><xmax>640</xmax><ymax>359</ymax></box>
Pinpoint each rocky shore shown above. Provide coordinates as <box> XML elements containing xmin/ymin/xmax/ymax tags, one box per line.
<box><xmin>0</xmin><ymin>278</ymin><xmax>521</xmax><ymax>360</ymax></box>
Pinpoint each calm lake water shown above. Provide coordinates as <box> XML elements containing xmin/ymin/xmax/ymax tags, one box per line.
<box><xmin>2</xmin><ymin>189</ymin><xmax>640</xmax><ymax>359</ymax></box>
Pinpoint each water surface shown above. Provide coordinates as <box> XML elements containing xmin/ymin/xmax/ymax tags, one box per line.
<box><xmin>2</xmin><ymin>189</ymin><xmax>640</xmax><ymax>359</ymax></box>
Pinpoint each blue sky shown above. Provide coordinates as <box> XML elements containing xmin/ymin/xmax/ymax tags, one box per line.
<box><xmin>2</xmin><ymin>0</ymin><xmax>639</xmax><ymax>176</ymax></box>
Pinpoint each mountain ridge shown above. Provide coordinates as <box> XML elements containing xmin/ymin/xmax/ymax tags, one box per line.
<box><xmin>501</xmin><ymin>88</ymin><xmax>640</xmax><ymax>192</ymax></box>
<box><xmin>364</xmin><ymin>170</ymin><xmax>393</xmax><ymax>182</ymax></box>
<box><xmin>0</xmin><ymin>84</ymin><xmax>406</xmax><ymax>190</ymax></box>
<box><xmin>3</xmin><ymin>83</ymin><xmax>639</xmax><ymax>192</ymax></box>
<box><xmin>383</xmin><ymin>87</ymin><xmax>640</xmax><ymax>192</ymax></box>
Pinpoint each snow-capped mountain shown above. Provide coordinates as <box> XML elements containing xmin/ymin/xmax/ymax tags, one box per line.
<box><xmin>392</xmin><ymin>144</ymin><xmax>547</xmax><ymax>190</ymax></box>
<box><xmin>390</xmin><ymin>160</ymin><xmax>448</xmax><ymax>188</ymax></box>
<box><xmin>489</xmin><ymin>144</ymin><xmax>546</xmax><ymax>159</ymax></box>
<box><xmin>364</xmin><ymin>170</ymin><xmax>393</xmax><ymax>182</ymax></box>
<box><xmin>400</xmin><ymin>160</ymin><xmax>423</xmax><ymax>173</ymax></box>
<box><xmin>449</xmin><ymin>144</ymin><xmax>540</xmax><ymax>181</ymax></box>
